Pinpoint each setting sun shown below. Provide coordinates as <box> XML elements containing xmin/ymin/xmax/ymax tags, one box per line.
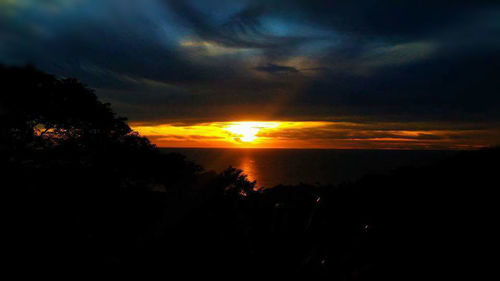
<box><xmin>129</xmin><ymin>120</ymin><xmax>495</xmax><ymax>149</ymax></box>
<box><xmin>224</xmin><ymin>122</ymin><xmax>280</xmax><ymax>143</ymax></box>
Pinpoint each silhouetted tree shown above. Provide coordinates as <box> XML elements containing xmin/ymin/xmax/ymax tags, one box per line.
<box><xmin>0</xmin><ymin>64</ymin><xmax>148</xmax><ymax>152</ymax></box>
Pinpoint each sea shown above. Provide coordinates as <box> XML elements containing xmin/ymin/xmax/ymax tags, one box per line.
<box><xmin>160</xmin><ymin>148</ymin><xmax>458</xmax><ymax>188</ymax></box>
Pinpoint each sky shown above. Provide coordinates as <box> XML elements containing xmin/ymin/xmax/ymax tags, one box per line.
<box><xmin>1</xmin><ymin>0</ymin><xmax>500</xmax><ymax>149</ymax></box>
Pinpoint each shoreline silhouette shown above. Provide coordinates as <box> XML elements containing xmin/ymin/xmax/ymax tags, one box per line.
<box><xmin>1</xmin><ymin>65</ymin><xmax>497</xmax><ymax>278</ymax></box>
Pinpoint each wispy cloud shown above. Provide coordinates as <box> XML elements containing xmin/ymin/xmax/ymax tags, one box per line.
<box><xmin>1</xmin><ymin>0</ymin><xmax>499</xmax><ymax>148</ymax></box>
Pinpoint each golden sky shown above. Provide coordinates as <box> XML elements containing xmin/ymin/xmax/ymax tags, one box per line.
<box><xmin>131</xmin><ymin>121</ymin><xmax>500</xmax><ymax>150</ymax></box>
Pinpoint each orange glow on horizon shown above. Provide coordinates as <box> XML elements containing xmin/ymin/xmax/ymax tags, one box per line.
<box><xmin>130</xmin><ymin>121</ymin><xmax>498</xmax><ymax>150</ymax></box>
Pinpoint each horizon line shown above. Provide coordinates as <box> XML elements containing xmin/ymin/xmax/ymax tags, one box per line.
<box><xmin>156</xmin><ymin>146</ymin><xmax>473</xmax><ymax>151</ymax></box>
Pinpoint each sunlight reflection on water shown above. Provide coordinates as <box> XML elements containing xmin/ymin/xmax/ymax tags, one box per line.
<box><xmin>238</xmin><ymin>154</ymin><xmax>258</xmax><ymax>185</ymax></box>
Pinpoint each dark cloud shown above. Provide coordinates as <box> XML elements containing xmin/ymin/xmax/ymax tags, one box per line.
<box><xmin>254</xmin><ymin>63</ymin><xmax>299</xmax><ymax>74</ymax></box>
<box><xmin>279</xmin><ymin>0</ymin><xmax>497</xmax><ymax>39</ymax></box>
<box><xmin>0</xmin><ymin>0</ymin><xmax>499</xmax><ymax>146</ymax></box>
<box><xmin>163</xmin><ymin>0</ymin><xmax>314</xmax><ymax>50</ymax></box>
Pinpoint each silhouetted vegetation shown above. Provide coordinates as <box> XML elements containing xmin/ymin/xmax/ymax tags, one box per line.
<box><xmin>1</xmin><ymin>65</ymin><xmax>497</xmax><ymax>278</ymax></box>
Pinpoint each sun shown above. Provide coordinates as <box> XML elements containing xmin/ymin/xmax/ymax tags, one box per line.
<box><xmin>225</xmin><ymin>122</ymin><xmax>280</xmax><ymax>143</ymax></box>
<box><xmin>225</xmin><ymin>123</ymin><xmax>260</xmax><ymax>142</ymax></box>
<box><xmin>226</xmin><ymin>124</ymin><xmax>259</xmax><ymax>142</ymax></box>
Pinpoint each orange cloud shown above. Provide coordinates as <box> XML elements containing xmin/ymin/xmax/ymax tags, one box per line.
<box><xmin>131</xmin><ymin>121</ymin><xmax>499</xmax><ymax>150</ymax></box>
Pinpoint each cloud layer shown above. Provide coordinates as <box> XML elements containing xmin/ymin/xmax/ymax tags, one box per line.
<box><xmin>1</xmin><ymin>0</ymin><xmax>499</xmax><ymax>147</ymax></box>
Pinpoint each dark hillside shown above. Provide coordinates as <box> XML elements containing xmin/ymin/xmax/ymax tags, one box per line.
<box><xmin>1</xmin><ymin>65</ymin><xmax>497</xmax><ymax>278</ymax></box>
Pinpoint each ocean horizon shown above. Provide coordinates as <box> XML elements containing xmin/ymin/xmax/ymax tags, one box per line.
<box><xmin>160</xmin><ymin>148</ymin><xmax>458</xmax><ymax>188</ymax></box>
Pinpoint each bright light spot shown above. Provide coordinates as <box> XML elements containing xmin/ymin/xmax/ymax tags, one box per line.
<box><xmin>226</xmin><ymin>124</ymin><xmax>258</xmax><ymax>142</ymax></box>
<box><xmin>179</xmin><ymin>39</ymin><xmax>250</xmax><ymax>56</ymax></box>
<box><xmin>224</xmin><ymin>122</ymin><xmax>280</xmax><ymax>143</ymax></box>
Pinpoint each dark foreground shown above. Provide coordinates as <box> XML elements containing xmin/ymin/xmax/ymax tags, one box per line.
<box><xmin>2</xmin><ymin>65</ymin><xmax>498</xmax><ymax>278</ymax></box>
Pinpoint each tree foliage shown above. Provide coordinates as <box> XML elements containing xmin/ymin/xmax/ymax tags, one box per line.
<box><xmin>0</xmin><ymin>65</ymin><xmax>152</xmax><ymax>151</ymax></box>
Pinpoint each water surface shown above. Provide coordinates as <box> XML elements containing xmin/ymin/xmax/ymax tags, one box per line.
<box><xmin>161</xmin><ymin>148</ymin><xmax>457</xmax><ymax>188</ymax></box>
